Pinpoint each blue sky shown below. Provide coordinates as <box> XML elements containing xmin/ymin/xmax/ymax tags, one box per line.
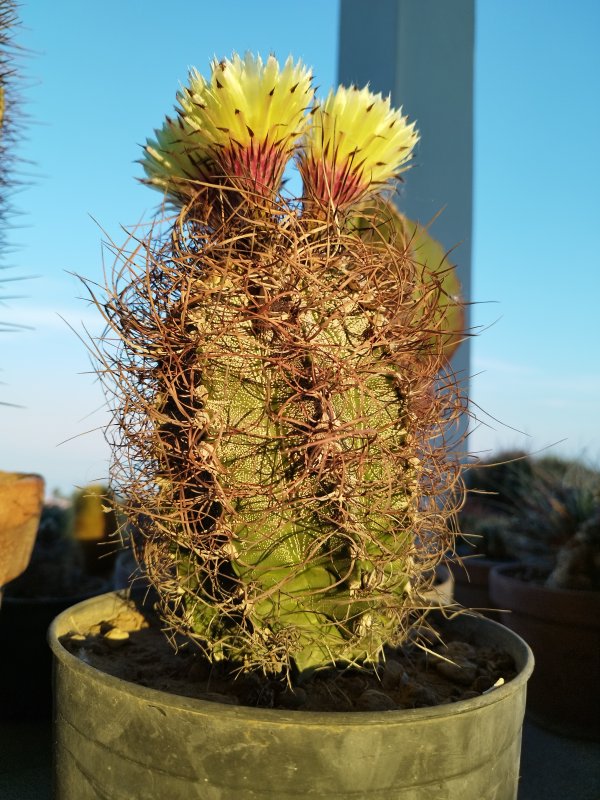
<box><xmin>1</xmin><ymin>1</ymin><xmax>598</xmax><ymax>493</ymax></box>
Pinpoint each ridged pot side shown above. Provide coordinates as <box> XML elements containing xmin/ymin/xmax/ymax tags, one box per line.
<box><xmin>490</xmin><ymin>563</ymin><xmax>600</xmax><ymax>739</ymax></box>
<box><xmin>50</xmin><ymin>592</ymin><xmax>533</xmax><ymax>800</ymax></box>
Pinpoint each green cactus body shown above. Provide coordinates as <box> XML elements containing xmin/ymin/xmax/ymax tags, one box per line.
<box><xmin>148</xmin><ymin>225</ymin><xmax>429</xmax><ymax>673</ymax></box>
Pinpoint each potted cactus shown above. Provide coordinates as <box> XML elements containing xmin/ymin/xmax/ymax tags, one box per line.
<box><xmin>50</xmin><ymin>53</ymin><xmax>533</xmax><ymax>798</ymax></box>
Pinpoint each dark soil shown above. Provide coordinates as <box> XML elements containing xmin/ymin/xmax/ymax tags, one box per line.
<box><xmin>60</xmin><ymin>607</ymin><xmax>517</xmax><ymax>713</ymax></box>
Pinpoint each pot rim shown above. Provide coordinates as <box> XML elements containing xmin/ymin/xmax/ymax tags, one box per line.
<box><xmin>490</xmin><ymin>561</ymin><xmax>600</xmax><ymax>628</ymax></box>
<box><xmin>490</xmin><ymin>561</ymin><xmax>600</xmax><ymax>600</ymax></box>
<box><xmin>3</xmin><ymin>577</ymin><xmax>113</xmax><ymax>605</ymax></box>
<box><xmin>49</xmin><ymin>590</ymin><xmax>534</xmax><ymax>727</ymax></box>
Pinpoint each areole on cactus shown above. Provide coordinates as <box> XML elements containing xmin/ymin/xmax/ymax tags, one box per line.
<box><xmin>93</xmin><ymin>52</ymin><xmax>465</xmax><ymax>676</ymax></box>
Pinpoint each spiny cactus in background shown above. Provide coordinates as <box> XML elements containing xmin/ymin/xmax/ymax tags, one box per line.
<box><xmin>91</xmin><ymin>53</ymin><xmax>466</xmax><ymax>676</ymax></box>
<box><xmin>459</xmin><ymin>452</ymin><xmax>600</xmax><ymax>578</ymax></box>
<box><xmin>0</xmin><ymin>0</ymin><xmax>19</xmax><ymax>331</ymax></box>
<box><xmin>0</xmin><ymin>0</ymin><xmax>15</xmax><ymax>194</ymax></box>
<box><xmin>547</xmin><ymin>501</ymin><xmax>600</xmax><ymax>591</ymax></box>
<box><xmin>0</xmin><ymin>0</ymin><xmax>22</xmax><ymax>266</ymax></box>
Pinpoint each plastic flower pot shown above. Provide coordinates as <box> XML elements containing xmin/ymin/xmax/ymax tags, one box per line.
<box><xmin>49</xmin><ymin>591</ymin><xmax>534</xmax><ymax>800</ymax></box>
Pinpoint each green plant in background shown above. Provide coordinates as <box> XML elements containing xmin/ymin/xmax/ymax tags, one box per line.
<box><xmin>459</xmin><ymin>451</ymin><xmax>600</xmax><ymax>589</ymax></box>
<box><xmin>516</xmin><ymin>456</ymin><xmax>600</xmax><ymax>590</ymax></box>
<box><xmin>546</xmin><ymin>494</ymin><xmax>600</xmax><ymax>591</ymax></box>
<box><xmin>457</xmin><ymin>451</ymin><xmax>535</xmax><ymax>560</ymax></box>
<box><xmin>90</xmin><ymin>53</ymin><xmax>466</xmax><ymax>677</ymax></box>
<box><xmin>71</xmin><ymin>483</ymin><xmax>119</xmax><ymax>576</ymax></box>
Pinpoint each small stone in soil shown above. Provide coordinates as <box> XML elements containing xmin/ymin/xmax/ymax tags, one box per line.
<box><xmin>435</xmin><ymin>659</ymin><xmax>478</xmax><ymax>686</ymax></box>
<box><xmin>103</xmin><ymin>628</ymin><xmax>130</xmax><ymax>649</ymax></box>
<box><xmin>406</xmin><ymin>683</ymin><xmax>440</xmax><ymax>707</ymax></box>
<box><xmin>443</xmin><ymin>641</ymin><xmax>477</xmax><ymax>661</ymax></box>
<box><xmin>483</xmin><ymin>678</ymin><xmax>505</xmax><ymax>694</ymax></box>
<box><xmin>356</xmin><ymin>689</ymin><xmax>397</xmax><ymax>711</ymax></box>
<box><xmin>277</xmin><ymin>687</ymin><xmax>308</xmax><ymax>709</ymax></box>
<box><xmin>381</xmin><ymin>658</ymin><xmax>405</xmax><ymax>689</ymax></box>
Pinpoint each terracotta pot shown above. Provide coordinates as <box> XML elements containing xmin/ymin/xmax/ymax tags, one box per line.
<box><xmin>489</xmin><ymin>563</ymin><xmax>600</xmax><ymax>739</ymax></box>
<box><xmin>49</xmin><ymin>591</ymin><xmax>534</xmax><ymax>800</ymax></box>
<box><xmin>0</xmin><ymin>471</ymin><xmax>44</xmax><ymax>591</ymax></box>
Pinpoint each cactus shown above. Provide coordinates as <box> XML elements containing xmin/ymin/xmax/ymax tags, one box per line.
<box><xmin>92</xmin><ymin>53</ymin><xmax>465</xmax><ymax>676</ymax></box>
<box><xmin>1</xmin><ymin>0</ymin><xmax>30</xmax><ymax>356</ymax></box>
<box><xmin>0</xmin><ymin>6</ymin><xmax>42</xmax><ymax>601</ymax></box>
<box><xmin>459</xmin><ymin>452</ymin><xmax>600</xmax><ymax>572</ymax></box>
<box><xmin>0</xmin><ymin>0</ymin><xmax>15</xmax><ymax>202</ymax></box>
<box><xmin>0</xmin><ymin>0</ymin><xmax>18</xmax><ymax>328</ymax></box>
<box><xmin>0</xmin><ymin>0</ymin><xmax>21</xmax><ymax>276</ymax></box>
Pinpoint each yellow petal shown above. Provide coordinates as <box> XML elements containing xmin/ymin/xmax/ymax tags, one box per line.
<box><xmin>144</xmin><ymin>53</ymin><xmax>314</xmax><ymax>201</ymax></box>
<box><xmin>300</xmin><ymin>84</ymin><xmax>419</xmax><ymax>210</ymax></box>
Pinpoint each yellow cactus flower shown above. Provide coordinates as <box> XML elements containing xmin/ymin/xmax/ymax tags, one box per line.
<box><xmin>142</xmin><ymin>114</ymin><xmax>214</xmax><ymax>202</ymax></box>
<box><xmin>299</xmin><ymin>85</ymin><xmax>419</xmax><ymax>212</ymax></box>
<box><xmin>142</xmin><ymin>53</ymin><xmax>313</xmax><ymax>203</ymax></box>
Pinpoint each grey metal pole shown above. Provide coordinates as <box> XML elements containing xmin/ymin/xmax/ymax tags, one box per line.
<box><xmin>338</xmin><ymin>0</ymin><xmax>474</xmax><ymax>442</ymax></box>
